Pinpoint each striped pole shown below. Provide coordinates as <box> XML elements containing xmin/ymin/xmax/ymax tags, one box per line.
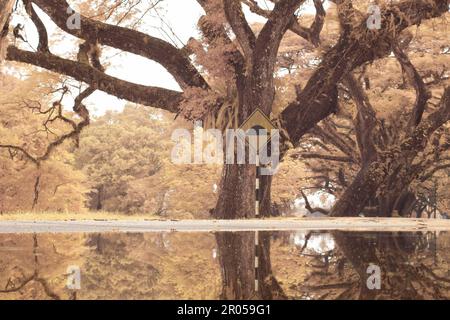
<box><xmin>255</xmin><ymin>153</ymin><xmax>260</xmax><ymax>217</ymax></box>
<box><xmin>255</xmin><ymin>152</ymin><xmax>260</xmax><ymax>292</ymax></box>
<box><xmin>255</xmin><ymin>230</ymin><xmax>259</xmax><ymax>292</ymax></box>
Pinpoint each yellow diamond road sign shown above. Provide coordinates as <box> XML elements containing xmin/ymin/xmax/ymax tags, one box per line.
<box><xmin>240</xmin><ymin>108</ymin><xmax>276</xmax><ymax>133</ymax></box>
<box><xmin>239</xmin><ymin>108</ymin><xmax>277</xmax><ymax>152</ymax></box>
<box><xmin>240</xmin><ymin>108</ymin><xmax>276</xmax><ymax>132</ymax></box>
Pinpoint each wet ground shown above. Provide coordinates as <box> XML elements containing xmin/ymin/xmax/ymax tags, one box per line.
<box><xmin>1</xmin><ymin>218</ymin><xmax>449</xmax><ymax>233</ymax></box>
<box><xmin>1</xmin><ymin>230</ymin><xmax>449</xmax><ymax>300</ymax></box>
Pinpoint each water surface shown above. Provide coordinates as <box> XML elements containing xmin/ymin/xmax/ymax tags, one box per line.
<box><xmin>0</xmin><ymin>231</ymin><xmax>449</xmax><ymax>299</ymax></box>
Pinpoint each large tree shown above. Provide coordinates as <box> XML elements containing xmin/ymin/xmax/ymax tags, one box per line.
<box><xmin>293</xmin><ymin>26</ymin><xmax>450</xmax><ymax>218</ymax></box>
<box><xmin>2</xmin><ymin>0</ymin><xmax>449</xmax><ymax>218</ymax></box>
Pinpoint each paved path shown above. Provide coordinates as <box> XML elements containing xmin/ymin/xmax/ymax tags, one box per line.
<box><xmin>0</xmin><ymin>218</ymin><xmax>450</xmax><ymax>233</ymax></box>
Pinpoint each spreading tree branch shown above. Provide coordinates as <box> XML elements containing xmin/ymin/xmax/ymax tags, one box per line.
<box><xmin>243</xmin><ymin>0</ymin><xmax>325</xmax><ymax>46</ymax></box>
<box><xmin>6</xmin><ymin>47</ymin><xmax>183</xmax><ymax>112</ymax></box>
<box><xmin>30</xmin><ymin>0</ymin><xmax>208</xmax><ymax>90</ymax></box>
<box><xmin>330</xmin><ymin>86</ymin><xmax>450</xmax><ymax>217</ymax></box>
<box><xmin>280</xmin><ymin>0</ymin><xmax>448</xmax><ymax>154</ymax></box>
<box><xmin>23</xmin><ymin>0</ymin><xmax>49</xmax><ymax>53</ymax></box>
<box><xmin>247</xmin><ymin>0</ymin><xmax>305</xmax><ymax>116</ymax></box>
<box><xmin>0</xmin><ymin>86</ymin><xmax>96</xmax><ymax>167</ymax></box>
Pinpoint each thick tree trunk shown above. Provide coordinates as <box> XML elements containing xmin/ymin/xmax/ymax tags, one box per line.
<box><xmin>213</xmin><ymin>164</ymin><xmax>256</xmax><ymax>219</ymax></box>
<box><xmin>363</xmin><ymin>191</ymin><xmax>417</xmax><ymax>217</ymax></box>
<box><xmin>259</xmin><ymin>175</ymin><xmax>273</xmax><ymax>217</ymax></box>
<box><xmin>213</xmin><ymin>163</ymin><xmax>273</xmax><ymax>219</ymax></box>
<box><xmin>216</xmin><ymin>232</ymin><xmax>254</xmax><ymax>299</ymax></box>
<box><xmin>394</xmin><ymin>191</ymin><xmax>417</xmax><ymax>216</ymax></box>
<box><xmin>377</xmin><ymin>189</ymin><xmax>415</xmax><ymax>217</ymax></box>
<box><xmin>330</xmin><ymin>160</ymin><xmax>427</xmax><ymax>217</ymax></box>
<box><xmin>330</xmin><ymin>88</ymin><xmax>450</xmax><ymax>217</ymax></box>
<box><xmin>213</xmin><ymin>51</ymin><xmax>277</xmax><ymax>219</ymax></box>
<box><xmin>216</xmin><ymin>232</ymin><xmax>286</xmax><ymax>300</ymax></box>
<box><xmin>0</xmin><ymin>0</ymin><xmax>14</xmax><ymax>61</ymax></box>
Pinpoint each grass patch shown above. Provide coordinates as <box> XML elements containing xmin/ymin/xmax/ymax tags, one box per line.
<box><xmin>0</xmin><ymin>211</ymin><xmax>161</xmax><ymax>221</ymax></box>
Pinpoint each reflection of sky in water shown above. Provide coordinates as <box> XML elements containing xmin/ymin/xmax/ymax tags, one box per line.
<box><xmin>291</xmin><ymin>232</ymin><xmax>335</xmax><ymax>253</ymax></box>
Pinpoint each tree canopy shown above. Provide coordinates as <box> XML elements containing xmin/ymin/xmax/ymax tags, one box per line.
<box><xmin>0</xmin><ymin>0</ymin><xmax>448</xmax><ymax>218</ymax></box>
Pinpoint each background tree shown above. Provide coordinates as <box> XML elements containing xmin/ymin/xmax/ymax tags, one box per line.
<box><xmin>75</xmin><ymin>104</ymin><xmax>221</xmax><ymax>217</ymax></box>
<box><xmin>290</xmin><ymin>23</ymin><xmax>450</xmax><ymax>217</ymax></box>
<box><xmin>75</xmin><ymin>105</ymin><xmax>166</xmax><ymax>212</ymax></box>
<box><xmin>0</xmin><ymin>73</ymin><xmax>87</xmax><ymax>212</ymax></box>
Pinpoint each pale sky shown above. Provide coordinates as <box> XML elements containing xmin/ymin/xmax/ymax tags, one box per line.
<box><xmin>9</xmin><ymin>0</ymin><xmax>330</xmax><ymax>115</ymax></box>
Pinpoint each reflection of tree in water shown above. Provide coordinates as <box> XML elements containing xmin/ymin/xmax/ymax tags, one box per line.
<box><xmin>301</xmin><ymin>232</ymin><xmax>450</xmax><ymax>299</ymax></box>
<box><xmin>0</xmin><ymin>234</ymin><xmax>63</xmax><ymax>300</ymax></box>
<box><xmin>215</xmin><ymin>232</ymin><xmax>286</xmax><ymax>300</ymax></box>
<box><xmin>83</xmin><ymin>233</ymin><xmax>160</xmax><ymax>299</ymax></box>
<box><xmin>83</xmin><ymin>232</ymin><xmax>221</xmax><ymax>299</ymax></box>
<box><xmin>1</xmin><ymin>232</ymin><xmax>449</xmax><ymax>299</ymax></box>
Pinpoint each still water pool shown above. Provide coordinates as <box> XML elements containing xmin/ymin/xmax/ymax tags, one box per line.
<box><xmin>0</xmin><ymin>231</ymin><xmax>449</xmax><ymax>299</ymax></box>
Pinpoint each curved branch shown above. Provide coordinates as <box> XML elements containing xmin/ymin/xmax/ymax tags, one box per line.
<box><xmin>308</xmin><ymin>0</ymin><xmax>326</xmax><ymax>44</ymax></box>
<box><xmin>6</xmin><ymin>46</ymin><xmax>183</xmax><ymax>112</ymax></box>
<box><xmin>0</xmin><ymin>144</ymin><xmax>38</xmax><ymax>165</ymax></box>
<box><xmin>344</xmin><ymin>74</ymin><xmax>378</xmax><ymax>165</ymax></box>
<box><xmin>280</xmin><ymin>0</ymin><xmax>448</xmax><ymax>153</ymax></box>
<box><xmin>223</xmin><ymin>0</ymin><xmax>255</xmax><ymax>59</ymax></box>
<box><xmin>0</xmin><ymin>235</ymin><xmax>61</xmax><ymax>299</ymax></box>
<box><xmin>23</xmin><ymin>0</ymin><xmax>49</xmax><ymax>53</ymax></box>
<box><xmin>255</xmin><ymin>0</ymin><xmax>304</xmax><ymax>59</ymax></box>
<box><xmin>294</xmin><ymin>152</ymin><xmax>355</xmax><ymax>163</ymax></box>
<box><xmin>393</xmin><ymin>40</ymin><xmax>431</xmax><ymax>129</ymax></box>
<box><xmin>31</xmin><ymin>0</ymin><xmax>208</xmax><ymax>90</ymax></box>
<box><xmin>330</xmin><ymin>87</ymin><xmax>450</xmax><ymax>217</ymax></box>
<box><xmin>243</xmin><ymin>0</ymin><xmax>325</xmax><ymax>46</ymax></box>
<box><xmin>247</xmin><ymin>0</ymin><xmax>304</xmax><ymax>115</ymax></box>
<box><xmin>420</xmin><ymin>163</ymin><xmax>450</xmax><ymax>182</ymax></box>
<box><xmin>0</xmin><ymin>86</ymin><xmax>95</xmax><ymax>166</ymax></box>
<box><xmin>0</xmin><ymin>274</ymin><xmax>35</xmax><ymax>293</ymax></box>
<box><xmin>301</xmin><ymin>190</ymin><xmax>329</xmax><ymax>215</ymax></box>
<box><xmin>290</xmin><ymin>0</ymin><xmax>325</xmax><ymax>46</ymax></box>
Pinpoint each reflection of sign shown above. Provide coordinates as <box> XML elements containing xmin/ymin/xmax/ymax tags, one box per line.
<box><xmin>239</xmin><ymin>108</ymin><xmax>277</xmax><ymax>153</ymax></box>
